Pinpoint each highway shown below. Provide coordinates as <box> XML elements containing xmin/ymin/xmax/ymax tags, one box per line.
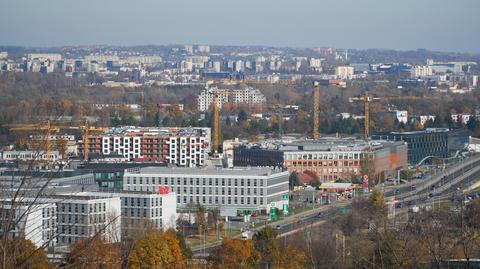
<box><xmin>192</xmin><ymin>154</ymin><xmax>480</xmax><ymax>257</ymax></box>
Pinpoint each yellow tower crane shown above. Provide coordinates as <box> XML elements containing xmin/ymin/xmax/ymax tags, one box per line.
<box><xmin>349</xmin><ymin>92</ymin><xmax>429</xmax><ymax>140</ymax></box>
<box><xmin>313</xmin><ymin>81</ymin><xmax>320</xmax><ymax>140</ymax></box>
<box><xmin>213</xmin><ymin>94</ymin><xmax>220</xmax><ymax>155</ymax></box>
<box><xmin>8</xmin><ymin>120</ymin><xmax>60</xmax><ymax>161</ymax></box>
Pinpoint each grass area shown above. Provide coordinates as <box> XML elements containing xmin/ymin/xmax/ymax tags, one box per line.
<box><xmin>187</xmin><ymin>229</ymin><xmax>241</xmax><ymax>248</ymax></box>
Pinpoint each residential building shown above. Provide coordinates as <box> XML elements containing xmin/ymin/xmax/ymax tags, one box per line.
<box><xmin>197</xmin><ymin>86</ymin><xmax>266</xmax><ymax>111</ymax></box>
<box><xmin>378</xmin><ymin>110</ymin><xmax>408</xmax><ymax>124</ymax></box>
<box><xmin>335</xmin><ymin>66</ymin><xmax>354</xmax><ymax>79</ymax></box>
<box><xmin>0</xmin><ymin>150</ymin><xmax>59</xmax><ymax>162</ymax></box>
<box><xmin>410</xmin><ymin>65</ymin><xmax>433</xmax><ymax>78</ymax></box>
<box><xmin>77</xmin><ymin>127</ymin><xmax>211</xmax><ymax>165</ymax></box>
<box><xmin>123</xmin><ymin>166</ymin><xmax>289</xmax><ymax>214</ymax></box>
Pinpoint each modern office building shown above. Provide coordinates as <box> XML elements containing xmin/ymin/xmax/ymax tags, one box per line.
<box><xmin>372</xmin><ymin>128</ymin><xmax>451</xmax><ymax>165</ymax></box>
<box><xmin>233</xmin><ymin>146</ymin><xmax>285</xmax><ymax>168</ymax></box>
<box><xmin>77</xmin><ymin>127</ymin><xmax>211</xmax><ymax>165</ymax></box>
<box><xmin>0</xmin><ymin>201</ymin><xmax>57</xmax><ymax>248</ymax></box>
<box><xmin>123</xmin><ymin>166</ymin><xmax>289</xmax><ymax>214</ymax></box>
<box><xmin>233</xmin><ymin>138</ymin><xmax>407</xmax><ymax>182</ymax></box>
<box><xmin>73</xmin><ymin>190</ymin><xmax>177</xmax><ymax>234</ymax></box>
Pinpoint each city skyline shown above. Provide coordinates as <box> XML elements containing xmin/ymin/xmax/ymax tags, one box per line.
<box><xmin>1</xmin><ymin>0</ymin><xmax>479</xmax><ymax>53</ymax></box>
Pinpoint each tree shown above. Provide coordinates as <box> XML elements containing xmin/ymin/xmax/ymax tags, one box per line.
<box><xmin>66</xmin><ymin>236</ymin><xmax>121</xmax><ymax>269</ymax></box>
<box><xmin>166</xmin><ymin>228</ymin><xmax>193</xmax><ymax>260</ymax></box>
<box><xmin>193</xmin><ymin>203</ymin><xmax>208</xmax><ymax>235</ymax></box>
<box><xmin>289</xmin><ymin>172</ymin><xmax>300</xmax><ymax>189</ymax></box>
<box><xmin>0</xmin><ymin>239</ymin><xmax>50</xmax><ymax>269</ymax></box>
<box><xmin>55</xmin><ymin>137</ymin><xmax>68</xmax><ymax>158</ymax></box>
<box><xmin>208</xmin><ymin>238</ymin><xmax>259</xmax><ymax>269</ymax></box>
<box><xmin>127</xmin><ymin>230</ymin><xmax>185</xmax><ymax>269</ymax></box>
<box><xmin>238</xmin><ymin>109</ymin><xmax>248</xmax><ymax>123</ymax></box>
<box><xmin>253</xmin><ymin>227</ymin><xmax>281</xmax><ymax>269</ymax></box>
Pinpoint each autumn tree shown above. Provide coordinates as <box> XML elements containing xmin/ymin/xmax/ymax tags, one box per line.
<box><xmin>253</xmin><ymin>226</ymin><xmax>281</xmax><ymax>269</ymax></box>
<box><xmin>208</xmin><ymin>238</ymin><xmax>259</xmax><ymax>269</ymax></box>
<box><xmin>127</xmin><ymin>230</ymin><xmax>185</xmax><ymax>269</ymax></box>
<box><xmin>66</xmin><ymin>236</ymin><xmax>121</xmax><ymax>269</ymax></box>
<box><xmin>0</xmin><ymin>239</ymin><xmax>50</xmax><ymax>269</ymax></box>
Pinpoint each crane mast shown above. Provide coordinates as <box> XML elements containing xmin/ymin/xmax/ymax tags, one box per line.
<box><xmin>213</xmin><ymin>94</ymin><xmax>220</xmax><ymax>154</ymax></box>
<box><xmin>313</xmin><ymin>81</ymin><xmax>320</xmax><ymax>140</ymax></box>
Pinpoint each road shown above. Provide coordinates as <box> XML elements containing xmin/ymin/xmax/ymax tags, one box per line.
<box><xmin>193</xmin><ymin>154</ymin><xmax>480</xmax><ymax>257</ymax></box>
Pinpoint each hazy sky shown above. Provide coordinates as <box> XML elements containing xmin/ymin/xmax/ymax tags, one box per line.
<box><xmin>1</xmin><ymin>0</ymin><xmax>479</xmax><ymax>53</ymax></box>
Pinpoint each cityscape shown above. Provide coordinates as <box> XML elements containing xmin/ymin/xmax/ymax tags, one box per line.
<box><xmin>1</xmin><ymin>1</ymin><xmax>480</xmax><ymax>269</ymax></box>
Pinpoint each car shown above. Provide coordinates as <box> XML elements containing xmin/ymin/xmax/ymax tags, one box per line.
<box><xmin>251</xmin><ymin>212</ymin><xmax>257</xmax><ymax>217</ymax></box>
<box><xmin>395</xmin><ymin>189</ymin><xmax>400</xmax><ymax>195</ymax></box>
<box><xmin>396</xmin><ymin>203</ymin><xmax>402</xmax><ymax>209</ymax></box>
<box><xmin>315</xmin><ymin>212</ymin><xmax>323</xmax><ymax>218</ymax></box>
<box><xmin>411</xmin><ymin>185</ymin><xmax>416</xmax><ymax>191</ymax></box>
<box><xmin>275</xmin><ymin>225</ymin><xmax>281</xmax><ymax>230</ymax></box>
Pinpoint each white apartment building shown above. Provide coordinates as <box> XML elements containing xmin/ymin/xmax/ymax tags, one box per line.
<box><xmin>335</xmin><ymin>66</ymin><xmax>354</xmax><ymax>79</ymax></box>
<box><xmin>380</xmin><ymin>110</ymin><xmax>408</xmax><ymax>124</ymax></box>
<box><xmin>452</xmin><ymin>114</ymin><xmax>473</xmax><ymax>125</ymax></box>
<box><xmin>309</xmin><ymin>58</ymin><xmax>323</xmax><ymax>72</ymax></box>
<box><xmin>197</xmin><ymin>45</ymin><xmax>210</xmax><ymax>53</ymax></box>
<box><xmin>27</xmin><ymin>53</ymin><xmax>62</xmax><ymax>61</ymax></box>
<box><xmin>123</xmin><ymin>167</ymin><xmax>289</xmax><ymax>213</ymax></box>
<box><xmin>0</xmin><ymin>150</ymin><xmax>59</xmax><ymax>162</ymax></box>
<box><xmin>411</xmin><ymin>65</ymin><xmax>433</xmax><ymax>78</ymax></box>
<box><xmin>78</xmin><ymin>127</ymin><xmax>211</xmax><ymax>165</ymax></box>
<box><xmin>198</xmin><ymin>86</ymin><xmax>266</xmax><ymax>112</ymax></box>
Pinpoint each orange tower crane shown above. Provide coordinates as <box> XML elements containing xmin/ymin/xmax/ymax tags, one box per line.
<box><xmin>349</xmin><ymin>92</ymin><xmax>429</xmax><ymax>140</ymax></box>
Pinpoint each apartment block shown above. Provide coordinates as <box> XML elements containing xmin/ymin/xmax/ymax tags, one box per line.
<box><xmin>77</xmin><ymin>127</ymin><xmax>211</xmax><ymax>165</ymax></box>
<box><xmin>197</xmin><ymin>86</ymin><xmax>266</xmax><ymax>112</ymax></box>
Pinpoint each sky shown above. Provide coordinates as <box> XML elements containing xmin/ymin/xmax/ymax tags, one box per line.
<box><xmin>1</xmin><ymin>0</ymin><xmax>479</xmax><ymax>53</ymax></box>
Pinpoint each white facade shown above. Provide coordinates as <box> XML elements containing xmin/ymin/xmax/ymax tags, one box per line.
<box><xmin>0</xmin><ymin>150</ymin><xmax>59</xmax><ymax>161</ymax></box>
<box><xmin>452</xmin><ymin>114</ymin><xmax>473</xmax><ymax>125</ymax></box>
<box><xmin>198</xmin><ymin>86</ymin><xmax>266</xmax><ymax>112</ymax></box>
<box><xmin>27</xmin><ymin>53</ymin><xmax>62</xmax><ymax>61</ymax></box>
<box><xmin>0</xmin><ymin>202</ymin><xmax>57</xmax><ymax>248</ymax></box>
<box><xmin>123</xmin><ymin>167</ymin><xmax>289</xmax><ymax>213</ymax></box>
<box><xmin>55</xmin><ymin>196</ymin><xmax>121</xmax><ymax>246</ymax></box>
<box><xmin>75</xmin><ymin>191</ymin><xmax>177</xmax><ymax>233</ymax></box>
<box><xmin>411</xmin><ymin>65</ymin><xmax>433</xmax><ymax>78</ymax></box>
<box><xmin>335</xmin><ymin>66</ymin><xmax>354</xmax><ymax>79</ymax></box>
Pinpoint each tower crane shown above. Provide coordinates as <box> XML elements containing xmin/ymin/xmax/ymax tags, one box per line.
<box><xmin>212</xmin><ymin>94</ymin><xmax>220</xmax><ymax>155</ymax></box>
<box><xmin>8</xmin><ymin>121</ymin><xmax>107</xmax><ymax>161</ymax></box>
<box><xmin>8</xmin><ymin>120</ymin><xmax>59</xmax><ymax>161</ymax></box>
<box><xmin>313</xmin><ymin>81</ymin><xmax>320</xmax><ymax>140</ymax></box>
<box><xmin>348</xmin><ymin>91</ymin><xmax>430</xmax><ymax>140</ymax></box>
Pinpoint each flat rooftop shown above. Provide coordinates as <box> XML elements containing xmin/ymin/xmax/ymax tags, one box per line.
<box><xmin>125</xmin><ymin>166</ymin><xmax>284</xmax><ymax>176</ymax></box>
<box><xmin>100</xmin><ymin>126</ymin><xmax>209</xmax><ymax>137</ymax></box>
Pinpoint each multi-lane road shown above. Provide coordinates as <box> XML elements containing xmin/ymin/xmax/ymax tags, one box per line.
<box><xmin>193</xmin><ymin>154</ymin><xmax>480</xmax><ymax>256</ymax></box>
